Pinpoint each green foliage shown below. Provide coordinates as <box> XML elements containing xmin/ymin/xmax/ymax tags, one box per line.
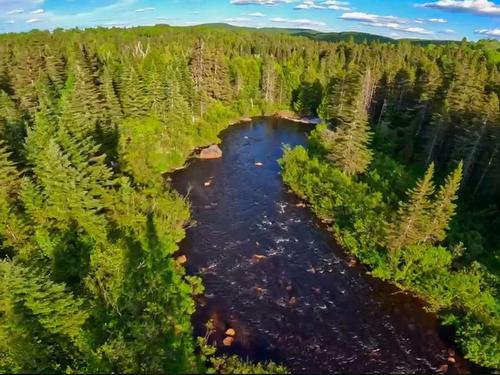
<box><xmin>119</xmin><ymin>116</ymin><xmax>193</xmax><ymax>184</ymax></box>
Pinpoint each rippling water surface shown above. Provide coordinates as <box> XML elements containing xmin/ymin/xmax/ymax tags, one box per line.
<box><xmin>171</xmin><ymin>117</ymin><xmax>469</xmax><ymax>374</ymax></box>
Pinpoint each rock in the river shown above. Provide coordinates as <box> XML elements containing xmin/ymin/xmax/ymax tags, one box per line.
<box><xmin>176</xmin><ymin>255</ymin><xmax>187</xmax><ymax>265</ymax></box>
<box><xmin>225</xmin><ymin>328</ymin><xmax>236</xmax><ymax>337</ymax></box>
<box><xmin>255</xmin><ymin>162</ymin><xmax>264</xmax><ymax>167</ymax></box>
<box><xmin>447</xmin><ymin>357</ymin><xmax>456</xmax><ymax>364</ymax></box>
<box><xmin>254</xmin><ymin>286</ymin><xmax>265</xmax><ymax>295</ymax></box>
<box><xmin>437</xmin><ymin>364</ymin><xmax>449</xmax><ymax>373</ymax></box>
<box><xmin>346</xmin><ymin>256</ymin><xmax>357</xmax><ymax>267</ymax></box>
<box><xmin>199</xmin><ymin>145</ymin><xmax>222</xmax><ymax>159</ymax></box>
<box><xmin>296</xmin><ymin>202</ymin><xmax>306</xmax><ymax>208</ymax></box>
<box><xmin>204</xmin><ymin>180</ymin><xmax>212</xmax><ymax>187</ymax></box>
<box><xmin>252</xmin><ymin>254</ymin><xmax>267</xmax><ymax>262</ymax></box>
<box><xmin>223</xmin><ymin>336</ymin><xmax>234</xmax><ymax>346</ymax></box>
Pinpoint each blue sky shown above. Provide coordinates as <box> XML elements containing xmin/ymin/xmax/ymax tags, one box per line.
<box><xmin>0</xmin><ymin>0</ymin><xmax>499</xmax><ymax>40</ymax></box>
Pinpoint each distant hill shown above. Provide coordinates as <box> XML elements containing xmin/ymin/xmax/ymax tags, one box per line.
<box><xmin>294</xmin><ymin>30</ymin><xmax>395</xmax><ymax>44</ymax></box>
<box><xmin>193</xmin><ymin>23</ymin><xmax>457</xmax><ymax>45</ymax></box>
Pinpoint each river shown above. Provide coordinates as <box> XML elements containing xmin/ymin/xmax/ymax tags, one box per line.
<box><xmin>171</xmin><ymin>117</ymin><xmax>470</xmax><ymax>374</ymax></box>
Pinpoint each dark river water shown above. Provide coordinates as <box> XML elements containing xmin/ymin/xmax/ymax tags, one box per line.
<box><xmin>171</xmin><ymin>117</ymin><xmax>470</xmax><ymax>374</ymax></box>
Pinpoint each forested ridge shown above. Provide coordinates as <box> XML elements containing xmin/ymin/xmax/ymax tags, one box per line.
<box><xmin>0</xmin><ymin>24</ymin><xmax>498</xmax><ymax>372</ymax></box>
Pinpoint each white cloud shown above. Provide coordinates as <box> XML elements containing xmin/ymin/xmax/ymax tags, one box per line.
<box><xmin>2</xmin><ymin>0</ymin><xmax>44</xmax><ymax>16</ymax></box>
<box><xmin>417</xmin><ymin>0</ymin><xmax>500</xmax><ymax>16</ymax></box>
<box><xmin>5</xmin><ymin>0</ymin><xmax>140</xmax><ymax>31</ymax></box>
<box><xmin>225</xmin><ymin>16</ymin><xmax>251</xmax><ymax>23</ymax></box>
<box><xmin>340</xmin><ymin>12</ymin><xmax>434</xmax><ymax>35</ymax></box>
<box><xmin>135</xmin><ymin>7</ymin><xmax>155</xmax><ymax>12</ymax></box>
<box><xmin>440</xmin><ymin>28</ymin><xmax>456</xmax><ymax>33</ymax></box>
<box><xmin>428</xmin><ymin>17</ymin><xmax>447</xmax><ymax>22</ymax></box>
<box><xmin>7</xmin><ymin>9</ymin><xmax>24</xmax><ymax>15</ymax></box>
<box><xmin>248</xmin><ymin>12</ymin><xmax>266</xmax><ymax>16</ymax></box>
<box><xmin>230</xmin><ymin>0</ymin><xmax>293</xmax><ymax>5</ymax></box>
<box><xmin>31</xmin><ymin>9</ymin><xmax>44</xmax><ymax>14</ymax></box>
<box><xmin>295</xmin><ymin>0</ymin><xmax>350</xmax><ymax>10</ymax></box>
<box><xmin>270</xmin><ymin>16</ymin><xmax>326</xmax><ymax>27</ymax></box>
<box><xmin>404</xmin><ymin>26</ymin><xmax>433</xmax><ymax>34</ymax></box>
<box><xmin>415</xmin><ymin>17</ymin><xmax>447</xmax><ymax>23</ymax></box>
<box><xmin>295</xmin><ymin>0</ymin><xmax>325</xmax><ymax>9</ymax></box>
<box><xmin>340</xmin><ymin>11</ymin><xmax>406</xmax><ymax>23</ymax></box>
<box><xmin>475</xmin><ymin>28</ymin><xmax>500</xmax><ymax>37</ymax></box>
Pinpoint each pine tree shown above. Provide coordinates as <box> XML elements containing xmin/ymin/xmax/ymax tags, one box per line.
<box><xmin>23</xmin><ymin>113</ymin><xmax>114</xmax><ymax>248</ymax></box>
<box><xmin>319</xmin><ymin>69</ymin><xmax>373</xmax><ymax>176</ymax></box>
<box><xmin>58</xmin><ymin>67</ymin><xmax>104</xmax><ymax>142</ymax></box>
<box><xmin>0</xmin><ymin>90</ymin><xmax>24</xmax><ymax>157</ymax></box>
<box><xmin>10</xmin><ymin>47</ymin><xmax>45</xmax><ymax>115</ymax></box>
<box><xmin>452</xmin><ymin>93</ymin><xmax>498</xmax><ymax>186</ymax></box>
<box><xmin>35</xmin><ymin>73</ymin><xmax>59</xmax><ymax>124</ymax></box>
<box><xmin>470</xmin><ymin>93</ymin><xmax>500</xmax><ymax>195</ymax></box>
<box><xmin>101</xmin><ymin>66</ymin><xmax>123</xmax><ymax>126</ymax></box>
<box><xmin>319</xmin><ymin>73</ymin><xmax>349</xmax><ymax>124</ymax></box>
<box><xmin>0</xmin><ymin>261</ymin><xmax>90</xmax><ymax>373</ymax></box>
<box><xmin>261</xmin><ymin>56</ymin><xmax>277</xmax><ymax>105</ymax></box>
<box><xmin>43</xmin><ymin>47</ymin><xmax>67</xmax><ymax>92</ymax></box>
<box><xmin>388</xmin><ymin>163</ymin><xmax>435</xmax><ymax>251</ymax></box>
<box><xmin>293</xmin><ymin>80</ymin><xmax>323</xmax><ymax>117</ymax></box>
<box><xmin>424</xmin><ymin>162</ymin><xmax>462</xmax><ymax>243</ymax></box>
<box><xmin>189</xmin><ymin>40</ymin><xmax>232</xmax><ymax>114</ymax></box>
<box><xmin>0</xmin><ymin>142</ymin><xmax>26</xmax><ymax>252</ymax></box>
<box><xmin>99</xmin><ymin>66</ymin><xmax>122</xmax><ymax>154</ymax></box>
<box><xmin>421</xmin><ymin>103</ymin><xmax>450</xmax><ymax>166</ymax></box>
<box><xmin>120</xmin><ymin>65</ymin><xmax>150</xmax><ymax>119</ymax></box>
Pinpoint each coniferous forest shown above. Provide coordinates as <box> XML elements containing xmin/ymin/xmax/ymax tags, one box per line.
<box><xmin>0</xmin><ymin>24</ymin><xmax>499</xmax><ymax>373</ymax></box>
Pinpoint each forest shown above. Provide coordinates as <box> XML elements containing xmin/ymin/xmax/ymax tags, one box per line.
<box><xmin>0</xmin><ymin>23</ymin><xmax>499</xmax><ymax>372</ymax></box>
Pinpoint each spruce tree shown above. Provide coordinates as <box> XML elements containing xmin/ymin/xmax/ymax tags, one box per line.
<box><xmin>388</xmin><ymin>163</ymin><xmax>435</xmax><ymax>251</ymax></box>
<box><xmin>120</xmin><ymin>65</ymin><xmax>150</xmax><ymax>119</ymax></box>
<box><xmin>319</xmin><ymin>69</ymin><xmax>373</xmax><ymax>176</ymax></box>
<box><xmin>0</xmin><ymin>262</ymin><xmax>90</xmax><ymax>373</ymax></box>
<box><xmin>424</xmin><ymin>162</ymin><xmax>463</xmax><ymax>243</ymax></box>
<box><xmin>0</xmin><ymin>90</ymin><xmax>24</xmax><ymax>157</ymax></box>
<box><xmin>0</xmin><ymin>142</ymin><xmax>26</xmax><ymax>252</ymax></box>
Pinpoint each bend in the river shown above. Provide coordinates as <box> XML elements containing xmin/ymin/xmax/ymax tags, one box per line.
<box><xmin>171</xmin><ymin>117</ymin><xmax>470</xmax><ymax>374</ymax></box>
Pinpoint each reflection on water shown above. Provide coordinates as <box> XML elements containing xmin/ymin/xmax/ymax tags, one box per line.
<box><xmin>172</xmin><ymin>117</ymin><xmax>469</xmax><ymax>374</ymax></box>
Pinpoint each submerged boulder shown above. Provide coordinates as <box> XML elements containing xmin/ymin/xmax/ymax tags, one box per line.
<box><xmin>199</xmin><ymin>145</ymin><xmax>222</xmax><ymax>159</ymax></box>
<box><xmin>225</xmin><ymin>328</ymin><xmax>236</xmax><ymax>337</ymax></box>
<box><xmin>176</xmin><ymin>255</ymin><xmax>187</xmax><ymax>265</ymax></box>
<box><xmin>223</xmin><ymin>336</ymin><xmax>234</xmax><ymax>346</ymax></box>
